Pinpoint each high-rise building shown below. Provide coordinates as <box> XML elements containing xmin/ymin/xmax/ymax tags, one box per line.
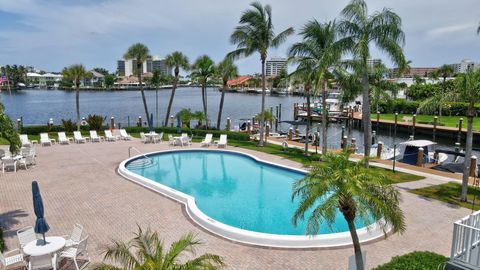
<box><xmin>367</xmin><ymin>58</ymin><xmax>382</xmax><ymax>67</ymax></box>
<box><xmin>265</xmin><ymin>57</ymin><xmax>287</xmax><ymax>77</ymax></box>
<box><xmin>117</xmin><ymin>56</ymin><xmax>172</xmax><ymax>77</ymax></box>
<box><xmin>450</xmin><ymin>59</ymin><xmax>476</xmax><ymax>74</ymax></box>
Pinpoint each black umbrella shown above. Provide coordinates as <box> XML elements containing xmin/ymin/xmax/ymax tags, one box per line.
<box><xmin>32</xmin><ymin>181</ymin><xmax>49</xmax><ymax>244</ymax></box>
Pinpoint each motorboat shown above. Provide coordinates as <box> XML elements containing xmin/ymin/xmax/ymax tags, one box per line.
<box><xmin>399</xmin><ymin>140</ymin><xmax>448</xmax><ymax>165</ymax></box>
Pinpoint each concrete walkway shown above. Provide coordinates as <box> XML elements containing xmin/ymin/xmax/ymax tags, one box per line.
<box><xmin>0</xmin><ymin>139</ymin><xmax>470</xmax><ymax>269</ymax></box>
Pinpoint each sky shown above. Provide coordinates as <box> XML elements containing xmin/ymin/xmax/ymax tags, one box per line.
<box><xmin>0</xmin><ymin>0</ymin><xmax>479</xmax><ymax>75</ymax></box>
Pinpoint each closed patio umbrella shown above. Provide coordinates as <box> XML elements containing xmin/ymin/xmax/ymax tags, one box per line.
<box><xmin>32</xmin><ymin>181</ymin><xmax>49</xmax><ymax>244</ymax></box>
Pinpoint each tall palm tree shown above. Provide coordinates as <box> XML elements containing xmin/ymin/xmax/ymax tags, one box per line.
<box><xmin>216</xmin><ymin>58</ymin><xmax>238</xmax><ymax>130</ymax></box>
<box><xmin>288</xmin><ymin>20</ymin><xmax>345</xmax><ymax>154</ymax></box>
<box><xmin>418</xmin><ymin>65</ymin><xmax>454</xmax><ymax>120</ymax></box>
<box><xmin>191</xmin><ymin>55</ymin><xmax>215</xmax><ymax>128</ymax></box>
<box><xmin>165</xmin><ymin>51</ymin><xmax>190</xmax><ymax>127</ymax></box>
<box><xmin>369</xmin><ymin>63</ymin><xmax>394</xmax><ymax>113</ymax></box>
<box><xmin>338</xmin><ymin>0</ymin><xmax>406</xmax><ymax>166</ymax></box>
<box><xmin>94</xmin><ymin>227</ymin><xmax>224</xmax><ymax>270</ymax></box>
<box><xmin>292</xmin><ymin>152</ymin><xmax>405</xmax><ymax>270</ymax></box>
<box><xmin>62</xmin><ymin>64</ymin><xmax>89</xmax><ymax>131</ymax></box>
<box><xmin>455</xmin><ymin>69</ymin><xmax>480</xmax><ymax>201</ymax></box>
<box><xmin>124</xmin><ymin>43</ymin><xmax>151</xmax><ymax>129</ymax></box>
<box><xmin>228</xmin><ymin>1</ymin><xmax>294</xmax><ymax>146</ymax></box>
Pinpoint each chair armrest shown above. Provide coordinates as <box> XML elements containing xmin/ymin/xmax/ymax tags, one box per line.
<box><xmin>4</xmin><ymin>248</ymin><xmax>22</xmax><ymax>256</ymax></box>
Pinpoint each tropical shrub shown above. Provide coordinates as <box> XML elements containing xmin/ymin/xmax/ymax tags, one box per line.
<box><xmin>376</xmin><ymin>99</ymin><xmax>480</xmax><ymax>116</ymax></box>
<box><xmin>61</xmin><ymin>119</ymin><xmax>76</xmax><ymax>133</ymax></box>
<box><xmin>0</xmin><ymin>102</ymin><xmax>21</xmax><ymax>154</ymax></box>
<box><xmin>0</xmin><ymin>225</ymin><xmax>4</xmax><ymax>252</ymax></box>
<box><xmin>86</xmin><ymin>114</ymin><xmax>105</xmax><ymax>131</ymax></box>
<box><xmin>372</xmin><ymin>251</ymin><xmax>448</xmax><ymax>270</ymax></box>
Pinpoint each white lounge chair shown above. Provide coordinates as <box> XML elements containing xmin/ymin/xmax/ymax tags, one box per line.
<box><xmin>0</xmin><ymin>248</ymin><xmax>26</xmax><ymax>270</ymax></box>
<box><xmin>40</xmin><ymin>133</ymin><xmax>55</xmax><ymax>146</ymax></box>
<box><xmin>201</xmin><ymin>134</ymin><xmax>213</xmax><ymax>147</ymax></box>
<box><xmin>89</xmin><ymin>130</ymin><xmax>103</xmax><ymax>142</ymax></box>
<box><xmin>104</xmin><ymin>130</ymin><xmax>117</xmax><ymax>142</ymax></box>
<box><xmin>18</xmin><ymin>148</ymin><xmax>35</xmax><ymax>169</ymax></box>
<box><xmin>140</xmin><ymin>132</ymin><xmax>147</xmax><ymax>143</ymax></box>
<box><xmin>59</xmin><ymin>236</ymin><xmax>90</xmax><ymax>270</ymax></box>
<box><xmin>119</xmin><ymin>129</ymin><xmax>132</xmax><ymax>140</ymax></box>
<box><xmin>63</xmin><ymin>223</ymin><xmax>83</xmax><ymax>248</ymax></box>
<box><xmin>29</xmin><ymin>254</ymin><xmax>57</xmax><ymax>270</ymax></box>
<box><xmin>17</xmin><ymin>227</ymin><xmax>36</xmax><ymax>248</ymax></box>
<box><xmin>216</xmin><ymin>134</ymin><xmax>227</xmax><ymax>148</ymax></box>
<box><xmin>19</xmin><ymin>134</ymin><xmax>31</xmax><ymax>147</ymax></box>
<box><xmin>73</xmin><ymin>131</ymin><xmax>87</xmax><ymax>144</ymax></box>
<box><xmin>58</xmin><ymin>132</ymin><xmax>72</xmax><ymax>145</ymax></box>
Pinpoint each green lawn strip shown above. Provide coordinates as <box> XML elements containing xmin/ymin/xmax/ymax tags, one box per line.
<box><xmin>370</xmin><ymin>113</ymin><xmax>480</xmax><ymax>130</ymax></box>
<box><xmin>370</xmin><ymin>166</ymin><xmax>425</xmax><ymax>184</ymax></box>
<box><xmin>409</xmin><ymin>182</ymin><xmax>480</xmax><ymax>210</ymax></box>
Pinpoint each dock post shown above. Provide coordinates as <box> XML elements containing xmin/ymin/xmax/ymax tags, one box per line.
<box><xmin>16</xmin><ymin>119</ymin><xmax>21</xmax><ymax>132</ymax></box>
<box><xmin>128</xmin><ymin>116</ymin><xmax>130</xmax><ymax>127</ymax></box>
<box><xmin>470</xmin><ymin>156</ymin><xmax>477</xmax><ymax>177</ymax></box>
<box><xmin>417</xmin><ymin>147</ymin><xmax>424</xmax><ymax>167</ymax></box>
<box><xmin>279</xmin><ymin>104</ymin><xmax>282</xmax><ymax>121</ymax></box>
<box><xmin>269</xmin><ymin>107</ymin><xmax>273</xmax><ymax>128</ymax></box>
<box><xmin>342</xmin><ymin>136</ymin><xmax>348</xmax><ymax>151</ymax></box>
<box><xmin>247</xmin><ymin>120</ymin><xmax>251</xmax><ymax>133</ymax></box>
<box><xmin>110</xmin><ymin>116</ymin><xmax>115</xmax><ymax>129</ymax></box>
<box><xmin>412</xmin><ymin>114</ymin><xmax>416</xmax><ymax>139</ymax></box>
<box><xmin>288</xmin><ymin>128</ymin><xmax>293</xmax><ymax>140</ymax></box>
<box><xmin>433</xmin><ymin>116</ymin><xmax>438</xmax><ymax>142</ymax></box>
<box><xmin>377</xmin><ymin>141</ymin><xmax>383</xmax><ymax>159</ymax></box>
<box><xmin>341</xmin><ymin>125</ymin><xmax>345</xmax><ymax>139</ymax></box>
<box><xmin>455</xmin><ymin>142</ymin><xmax>461</xmax><ymax>160</ymax></box>
<box><xmin>138</xmin><ymin>116</ymin><xmax>142</xmax><ymax>127</ymax></box>
<box><xmin>226</xmin><ymin>117</ymin><xmax>231</xmax><ymax>131</ymax></box>
<box><xmin>458</xmin><ymin>118</ymin><xmax>463</xmax><ymax>145</ymax></box>
<box><xmin>376</xmin><ymin>111</ymin><xmax>380</xmax><ymax>134</ymax></box>
<box><xmin>372</xmin><ymin>131</ymin><xmax>376</xmax><ymax>145</ymax></box>
<box><xmin>351</xmin><ymin>138</ymin><xmax>356</xmax><ymax>153</ymax></box>
<box><xmin>294</xmin><ymin>103</ymin><xmax>298</xmax><ymax>120</ymax></box>
<box><xmin>394</xmin><ymin>112</ymin><xmax>398</xmax><ymax>143</ymax></box>
<box><xmin>170</xmin><ymin>115</ymin><xmax>174</xmax><ymax>127</ymax></box>
<box><xmin>295</xmin><ymin>128</ymin><xmax>300</xmax><ymax>138</ymax></box>
<box><xmin>275</xmin><ymin>106</ymin><xmax>279</xmax><ymax>131</ymax></box>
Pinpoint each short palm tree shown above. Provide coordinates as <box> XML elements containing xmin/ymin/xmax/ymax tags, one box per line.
<box><xmin>338</xmin><ymin>0</ymin><xmax>406</xmax><ymax>166</ymax></box>
<box><xmin>0</xmin><ymin>102</ymin><xmax>21</xmax><ymax>154</ymax></box>
<box><xmin>455</xmin><ymin>69</ymin><xmax>480</xmax><ymax>201</ymax></box>
<box><xmin>165</xmin><ymin>51</ymin><xmax>190</xmax><ymax>127</ymax></box>
<box><xmin>228</xmin><ymin>1</ymin><xmax>294</xmax><ymax>146</ymax></box>
<box><xmin>288</xmin><ymin>20</ymin><xmax>345</xmax><ymax>154</ymax></box>
<box><xmin>292</xmin><ymin>152</ymin><xmax>405</xmax><ymax>270</ymax></box>
<box><xmin>62</xmin><ymin>64</ymin><xmax>90</xmax><ymax>131</ymax></box>
<box><xmin>191</xmin><ymin>55</ymin><xmax>215</xmax><ymax>128</ymax></box>
<box><xmin>95</xmin><ymin>227</ymin><xmax>224</xmax><ymax>270</ymax></box>
<box><xmin>216</xmin><ymin>58</ymin><xmax>238</xmax><ymax>130</ymax></box>
<box><xmin>124</xmin><ymin>43</ymin><xmax>152</xmax><ymax>129</ymax></box>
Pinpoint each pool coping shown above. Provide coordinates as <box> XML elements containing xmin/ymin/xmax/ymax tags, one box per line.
<box><xmin>118</xmin><ymin>148</ymin><xmax>390</xmax><ymax>249</ymax></box>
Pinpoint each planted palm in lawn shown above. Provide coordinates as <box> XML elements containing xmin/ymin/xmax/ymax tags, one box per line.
<box><xmin>292</xmin><ymin>152</ymin><xmax>405</xmax><ymax>270</ymax></box>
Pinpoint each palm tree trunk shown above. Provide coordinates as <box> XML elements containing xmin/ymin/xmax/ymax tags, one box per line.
<box><xmin>139</xmin><ymin>71</ymin><xmax>151</xmax><ymax>130</ymax></box>
<box><xmin>347</xmin><ymin>218</ymin><xmax>364</xmax><ymax>270</ymax></box>
<box><xmin>75</xmin><ymin>84</ymin><xmax>80</xmax><ymax>131</ymax></box>
<box><xmin>322</xmin><ymin>80</ymin><xmax>328</xmax><ymax>155</ymax></box>
<box><xmin>362</xmin><ymin>67</ymin><xmax>371</xmax><ymax>167</ymax></box>
<box><xmin>461</xmin><ymin>102</ymin><xmax>475</xmax><ymax>201</ymax></box>
<box><xmin>165</xmin><ymin>73</ymin><xmax>178</xmax><ymax>127</ymax></box>
<box><xmin>305</xmin><ymin>86</ymin><xmax>311</xmax><ymax>153</ymax></box>
<box><xmin>217</xmin><ymin>81</ymin><xmax>227</xmax><ymax>130</ymax></box>
<box><xmin>259</xmin><ymin>58</ymin><xmax>266</xmax><ymax>147</ymax></box>
<box><xmin>202</xmin><ymin>82</ymin><xmax>208</xmax><ymax>129</ymax></box>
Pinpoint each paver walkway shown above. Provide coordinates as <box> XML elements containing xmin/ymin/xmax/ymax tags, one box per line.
<box><xmin>0</xmin><ymin>139</ymin><xmax>470</xmax><ymax>269</ymax></box>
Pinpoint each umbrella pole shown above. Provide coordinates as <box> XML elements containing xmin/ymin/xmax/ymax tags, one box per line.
<box><xmin>43</xmin><ymin>233</ymin><xmax>46</xmax><ymax>245</ymax></box>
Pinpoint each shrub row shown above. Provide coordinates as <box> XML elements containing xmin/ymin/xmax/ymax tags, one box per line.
<box><xmin>0</xmin><ymin>226</ymin><xmax>4</xmax><ymax>252</ymax></box>
<box><xmin>375</xmin><ymin>99</ymin><xmax>480</xmax><ymax>116</ymax></box>
<box><xmin>20</xmin><ymin>125</ymin><xmax>108</xmax><ymax>135</ymax></box>
<box><xmin>372</xmin><ymin>251</ymin><xmax>448</xmax><ymax>270</ymax></box>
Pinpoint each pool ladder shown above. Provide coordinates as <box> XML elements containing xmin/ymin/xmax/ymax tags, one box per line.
<box><xmin>128</xmin><ymin>147</ymin><xmax>156</xmax><ymax>169</ymax></box>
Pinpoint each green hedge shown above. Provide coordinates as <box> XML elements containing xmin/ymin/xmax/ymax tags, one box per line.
<box><xmin>376</xmin><ymin>99</ymin><xmax>480</xmax><ymax>116</ymax></box>
<box><xmin>373</xmin><ymin>251</ymin><xmax>448</xmax><ymax>270</ymax></box>
<box><xmin>21</xmin><ymin>125</ymin><xmax>108</xmax><ymax>135</ymax></box>
<box><xmin>124</xmin><ymin>126</ymin><xmax>250</xmax><ymax>141</ymax></box>
<box><xmin>0</xmin><ymin>226</ymin><xmax>4</xmax><ymax>252</ymax></box>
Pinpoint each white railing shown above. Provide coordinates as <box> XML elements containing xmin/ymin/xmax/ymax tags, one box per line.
<box><xmin>450</xmin><ymin>210</ymin><xmax>480</xmax><ymax>269</ymax></box>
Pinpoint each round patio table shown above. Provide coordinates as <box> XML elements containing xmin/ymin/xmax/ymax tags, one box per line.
<box><xmin>23</xmin><ymin>236</ymin><xmax>66</xmax><ymax>256</ymax></box>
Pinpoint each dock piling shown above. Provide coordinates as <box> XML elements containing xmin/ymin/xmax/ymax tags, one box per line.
<box><xmin>377</xmin><ymin>141</ymin><xmax>383</xmax><ymax>159</ymax></box>
<box><xmin>458</xmin><ymin>118</ymin><xmax>463</xmax><ymax>144</ymax></box>
<box><xmin>433</xmin><ymin>116</ymin><xmax>438</xmax><ymax>142</ymax></box>
<box><xmin>470</xmin><ymin>156</ymin><xmax>477</xmax><ymax>177</ymax></box>
<box><xmin>417</xmin><ymin>147</ymin><xmax>424</xmax><ymax>167</ymax></box>
<box><xmin>412</xmin><ymin>114</ymin><xmax>416</xmax><ymax>139</ymax></box>
<box><xmin>110</xmin><ymin>116</ymin><xmax>115</xmax><ymax>129</ymax></box>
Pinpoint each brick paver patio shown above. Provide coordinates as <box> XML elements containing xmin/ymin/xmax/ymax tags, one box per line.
<box><xmin>0</xmin><ymin>140</ymin><xmax>470</xmax><ymax>269</ymax></box>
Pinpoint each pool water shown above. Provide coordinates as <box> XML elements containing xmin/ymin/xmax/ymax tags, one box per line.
<box><xmin>126</xmin><ymin>150</ymin><xmax>372</xmax><ymax>235</ymax></box>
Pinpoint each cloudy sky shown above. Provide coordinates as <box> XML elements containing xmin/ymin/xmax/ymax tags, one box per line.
<box><xmin>0</xmin><ymin>0</ymin><xmax>479</xmax><ymax>74</ymax></box>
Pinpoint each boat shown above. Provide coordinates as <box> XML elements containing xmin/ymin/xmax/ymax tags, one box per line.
<box><xmin>272</xmin><ymin>88</ymin><xmax>288</xmax><ymax>95</ymax></box>
<box><xmin>399</xmin><ymin>140</ymin><xmax>448</xmax><ymax>165</ymax></box>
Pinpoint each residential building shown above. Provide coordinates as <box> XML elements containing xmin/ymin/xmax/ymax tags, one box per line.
<box><xmin>26</xmin><ymin>72</ymin><xmax>62</xmax><ymax>87</ymax></box>
<box><xmin>84</xmin><ymin>70</ymin><xmax>105</xmax><ymax>87</ymax></box>
<box><xmin>367</xmin><ymin>58</ymin><xmax>382</xmax><ymax>67</ymax></box>
<box><xmin>390</xmin><ymin>67</ymin><xmax>438</xmax><ymax>78</ymax></box>
<box><xmin>117</xmin><ymin>56</ymin><xmax>172</xmax><ymax>77</ymax></box>
<box><xmin>265</xmin><ymin>57</ymin><xmax>287</xmax><ymax>77</ymax></box>
<box><xmin>449</xmin><ymin>59</ymin><xmax>476</xmax><ymax>74</ymax></box>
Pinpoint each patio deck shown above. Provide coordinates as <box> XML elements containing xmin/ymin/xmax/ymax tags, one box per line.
<box><xmin>0</xmin><ymin>140</ymin><xmax>471</xmax><ymax>269</ymax></box>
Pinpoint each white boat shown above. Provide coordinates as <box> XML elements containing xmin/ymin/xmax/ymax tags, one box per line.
<box><xmin>399</xmin><ymin>140</ymin><xmax>448</xmax><ymax>164</ymax></box>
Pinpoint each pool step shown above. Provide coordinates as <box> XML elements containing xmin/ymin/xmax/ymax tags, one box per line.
<box><xmin>127</xmin><ymin>158</ymin><xmax>156</xmax><ymax>169</ymax></box>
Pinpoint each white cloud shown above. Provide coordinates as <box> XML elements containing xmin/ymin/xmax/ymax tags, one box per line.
<box><xmin>427</xmin><ymin>23</ymin><xmax>477</xmax><ymax>37</ymax></box>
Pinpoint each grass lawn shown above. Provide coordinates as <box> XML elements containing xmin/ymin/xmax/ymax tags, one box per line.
<box><xmin>371</xmin><ymin>113</ymin><xmax>480</xmax><ymax>131</ymax></box>
<box><xmin>409</xmin><ymin>182</ymin><xmax>480</xmax><ymax>211</ymax></box>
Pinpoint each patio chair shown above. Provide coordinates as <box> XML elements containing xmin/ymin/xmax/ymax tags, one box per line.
<box><xmin>0</xmin><ymin>149</ymin><xmax>4</xmax><ymax>158</ymax></box>
<box><xmin>2</xmin><ymin>158</ymin><xmax>20</xmax><ymax>173</ymax></box>
<box><xmin>89</xmin><ymin>131</ymin><xmax>103</xmax><ymax>143</ymax></box>
<box><xmin>57</xmin><ymin>132</ymin><xmax>72</xmax><ymax>145</ymax></box>
<box><xmin>40</xmin><ymin>133</ymin><xmax>55</xmax><ymax>146</ymax></box>
<box><xmin>63</xmin><ymin>223</ymin><xmax>84</xmax><ymax>248</ymax></box>
<box><xmin>59</xmin><ymin>236</ymin><xmax>90</xmax><ymax>270</ymax></box>
<box><xmin>104</xmin><ymin>130</ymin><xmax>117</xmax><ymax>142</ymax></box>
<box><xmin>168</xmin><ymin>134</ymin><xmax>175</xmax><ymax>146</ymax></box>
<box><xmin>73</xmin><ymin>131</ymin><xmax>87</xmax><ymax>144</ymax></box>
<box><xmin>140</xmin><ymin>132</ymin><xmax>147</xmax><ymax>143</ymax></box>
<box><xmin>28</xmin><ymin>254</ymin><xmax>57</xmax><ymax>270</ymax></box>
<box><xmin>119</xmin><ymin>129</ymin><xmax>132</xmax><ymax>140</ymax></box>
<box><xmin>19</xmin><ymin>134</ymin><xmax>32</xmax><ymax>147</ymax></box>
<box><xmin>18</xmin><ymin>148</ymin><xmax>36</xmax><ymax>169</ymax></box>
<box><xmin>181</xmin><ymin>134</ymin><xmax>191</xmax><ymax>146</ymax></box>
<box><xmin>0</xmin><ymin>249</ymin><xmax>26</xmax><ymax>270</ymax></box>
<box><xmin>201</xmin><ymin>134</ymin><xmax>213</xmax><ymax>147</ymax></box>
<box><xmin>216</xmin><ymin>134</ymin><xmax>227</xmax><ymax>148</ymax></box>
<box><xmin>17</xmin><ymin>226</ymin><xmax>36</xmax><ymax>248</ymax></box>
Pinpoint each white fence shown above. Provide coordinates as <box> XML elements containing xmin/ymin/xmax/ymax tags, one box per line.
<box><xmin>450</xmin><ymin>210</ymin><xmax>480</xmax><ymax>269</ymax></box>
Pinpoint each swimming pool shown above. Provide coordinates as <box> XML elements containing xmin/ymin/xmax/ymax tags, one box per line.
<box><xmin>119</xmin><ymin>149</ymin><xmax>387</xmax><ymax>248</ymax></box>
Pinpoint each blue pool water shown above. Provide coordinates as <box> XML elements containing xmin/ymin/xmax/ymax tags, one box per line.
<box><xmin>126</xmin><ymin>150</ymin><xmax>372</xmax><ymax>235</ymax></box>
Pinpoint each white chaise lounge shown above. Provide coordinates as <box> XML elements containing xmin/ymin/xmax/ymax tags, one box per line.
<box><xmin>40</xmin><ymin>133</ymin><xmax>55</xmax><ymax>146</ymax></box>
<box><xmin>217</xmin><ymin>134</ymin><xmax>227</xmax><ymax>148</ymax></box>
<box><xmin>73</xmin><ymin>131</ymin><xmax>87</xmax><ymax>144</ymax></box>
<box><xmin>58</xmin><ymin>132</ymin><xmax>72</xmax><ymax>145</ymax></box>
<box><xmin>201</xmin><ymin>134</ymin><xmax>213</xmax><ymax>147</ymax></box>
<box><xmin>89</xmin><ymin>130</ymin><xmax>104</xmax><ymax>142</ymax></box>
<box><xmin>119</xmin><ymin>129</ymin><xmax>132</xmax><ymax>140</ymax></box>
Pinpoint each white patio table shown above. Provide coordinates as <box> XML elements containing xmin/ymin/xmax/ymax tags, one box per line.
<box><xmin>23</xmin><ymin>236</ymin><xmax>66</xmax><ymax>257</ymax></box>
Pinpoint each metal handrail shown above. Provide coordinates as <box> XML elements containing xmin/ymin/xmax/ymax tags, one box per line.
<box><xmin>128</xmin><ymin>146</ymin><xmax>153</xmax><ymax>162</ymax></box>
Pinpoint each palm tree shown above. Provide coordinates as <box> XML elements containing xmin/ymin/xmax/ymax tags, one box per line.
<box><xmin>338</xmin><ymin>0</ymin><xmax>406</xmax><ymax>166</ymax></box>
<box><xmin>191</xmin><ymin>55</ymin><xmax>215</xmax><ymax>128</ymax></box>
<box><xmin>455</xmin><ymin>69</ymin><xmax>480</xmax><ymax>201</ymax></box>
<box><xmin>228</xmin><ymin>1</ymin><xmax>294</xmax><ymax>146</ymax></box>
<box><xmin>289</xmin><ymin>20</ymin><xmax>345</xmax><ymax>154</ymax></box>
<box><xmin>94</xmin><ymin>227</ymin><xmax>224</xmax><ymax>270</ymax></box>
<box><xmin>369</xmin><ymin>63</ymin><xmax>394</xmax><ymax>113</ymax></box>
<box><xmin>124</xmin><ymin>43</ymin><xmax>152</xmax><ymax>129</ymax></box>
<box><xmin>165</xmin><ymin>51</ymin><xmax>190</xmax><ymax>127</ymax></box>
<box><xmin>418</xmin><ymin>65</ymin><xmax>454</xmax><ymax>119</ymax></box>
<box><xmin>62</xmin><ymin>64</ymin><xmax>90</xmax><ymax>131</ymax></box>
<box><xmin>216</xmin><ymin>58</ymin><xmax>238</xmax><ymax>130</ymax></box>
<box><xmin>292</xmin><ymin>152</ymin><xmax>405</xmax><ymax>270</ymax></box>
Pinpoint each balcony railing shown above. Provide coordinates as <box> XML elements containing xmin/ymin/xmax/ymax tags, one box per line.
<box><xmin>450</xmin><ymin>210</ymin><xmax>480</xmax><ymax>269</ymax></box>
